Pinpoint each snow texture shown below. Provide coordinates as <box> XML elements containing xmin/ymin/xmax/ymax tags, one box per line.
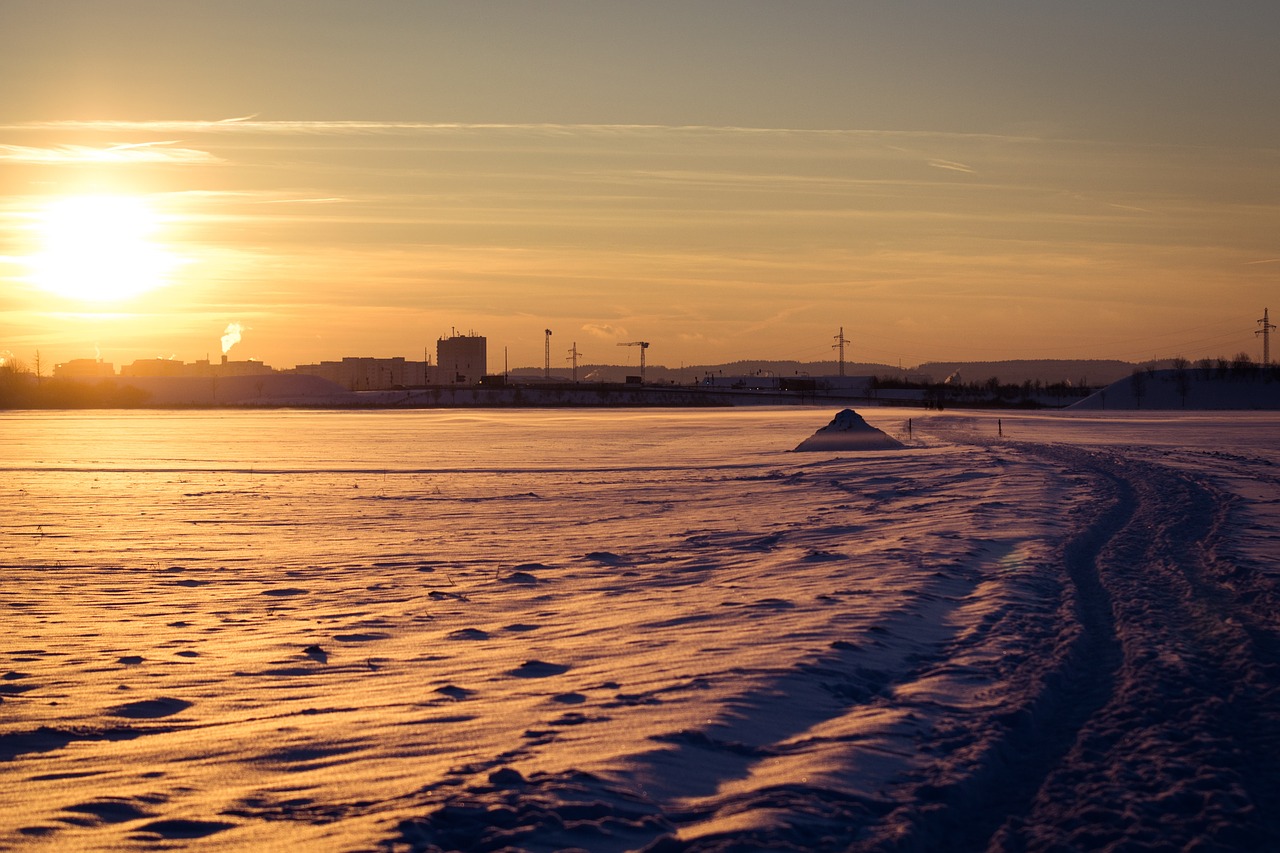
<box><xmin>2</xmin><ymin>408</ymin><xmax>1278</xmax><ymax>851</ymax></box>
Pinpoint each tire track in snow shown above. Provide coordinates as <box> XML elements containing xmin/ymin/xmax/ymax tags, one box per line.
<box><xmin>873</xmin><ymin>441</ymin><xmax>1280</xmax><ymax>852</ymax></box>
<box><xmin>996</xmin><ymin>447</ymin><xmax>1280</xmax><ymax>852</ymax></box>
<box><xmin>849</xmin><ymin>443</ymin><xmax>1130</xmax><ymax>852</ymax></box>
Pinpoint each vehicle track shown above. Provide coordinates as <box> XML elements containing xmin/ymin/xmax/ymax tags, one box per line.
<box><xmin>992</xmin><ymin>446</ymin><xmax>1280</xmax><ymax>851</ymax></box>
<box><xmin>869</xmin><ymin>442</ymin><xmax>1280</xmax><ymax>852</ymax></box>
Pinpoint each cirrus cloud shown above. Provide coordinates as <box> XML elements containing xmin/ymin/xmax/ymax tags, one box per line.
<box><xmin>0</xmin><ymin>141</ymin><xmax>221</xmax><ymax>164</ymax></box>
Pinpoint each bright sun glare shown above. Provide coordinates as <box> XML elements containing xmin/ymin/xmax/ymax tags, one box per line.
<box><xmin>28</xmin><ymin>195</ymin><xmax>180</xmax><ymax>302</ymax></box>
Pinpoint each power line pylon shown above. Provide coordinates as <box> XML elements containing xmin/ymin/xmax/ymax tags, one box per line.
<box><xmin>1259</xmin><ymin>308</ymin><xmax>1276</xmax><ymax>366</ymax></box>
<box><xmin>567</xmin><ymin>342</ymin><xmax>581</xmax><ymax>382</ymax></box>
<box><xmin>544</xmin><ymin>329</ymin><xmax>552</xmax><ymax>379</ymax></box>
<box><xmin>617</xmin><ymin>341</ymin><xmax>650</xmax><ymax>382</ymax></box>
<box><xmin>832</xmin><ymin>327</ymin><xmax>848</xmax><ymax>377</ymax></box>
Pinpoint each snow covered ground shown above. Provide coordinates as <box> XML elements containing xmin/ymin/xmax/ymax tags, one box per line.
<box><xmin>2</xmin><ymin>408</ymin><xmax>1278</xmax><ymax>851</ymax></box>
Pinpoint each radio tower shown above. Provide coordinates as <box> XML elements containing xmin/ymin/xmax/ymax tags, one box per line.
<box><xmin>544</xmin><ymin>329</ymin><xmax>552</xmax><ymax>379</ymax></box>
<box><xmin>1259</xmin><ymin>308</ymin><xmax>1276</xmax><ymax>366</ymax></box>
<box><xmin>832</xmin><ymin>327</ymin><xmax>849</xmax><ymax>377</ymax></box>
<box><xmin>567</xmin><ymin>342</ymin><xmax>581</xmax><ymax>382</ymax></box>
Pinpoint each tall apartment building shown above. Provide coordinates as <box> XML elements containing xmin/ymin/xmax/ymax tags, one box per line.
<box><xmin>437</xmin><ymin>332</ymin><xmax>486</xmax><ymax>385</ymax></box>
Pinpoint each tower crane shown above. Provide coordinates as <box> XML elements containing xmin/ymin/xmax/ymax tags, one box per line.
<box><xmin>616</xmin><ymin>341</ymin><xmax>650</xmax><ymax>383</ymax></box>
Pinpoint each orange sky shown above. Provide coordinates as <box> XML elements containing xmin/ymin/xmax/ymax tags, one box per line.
<box><xmin>2</xmin><ymin>2</ymin><xmax>1277</xmax><ymax>371</ymax></box>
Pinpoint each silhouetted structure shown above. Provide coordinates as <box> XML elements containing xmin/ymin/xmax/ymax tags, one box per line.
<box><xmin>438</xmin><ymin>331</ymin><xmax>487</xmax><ymax>384</ymax></box>
<box><xmin>53</xmin><ymin>358</ymin><xmax>115</xmax><ymax>379</ymax></box>
<box><xmin>292</xmin><ymin>357</ymin><xmax>429</xmax><ymax>390</ymax></box>
<box><xmin>1258</xmin><ymin>308</ymin><xmax>1275</xmax><ymax>366</ymax></box>
<box><xmin>617</xmin><ymin>341</ymin><xmax>650</xmax><ymax>382</ymax></box>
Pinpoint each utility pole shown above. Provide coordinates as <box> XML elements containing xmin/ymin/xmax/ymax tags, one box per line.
<box><xmin>1258</xmin><ymin>308</ymin><xmax>1276</xmax><ymax>366</ymax></box>
<box><xmin>832</xmin><ymin>327</ymin><xmax>848</xmax><ymax>377</ymax></box>
<box><xmin>544</xmin><ymin>329</ymin><xmax>552</xmax><ymax>379</ymax></box>
<box><xmin>567</xmin><ymin>342</ymin><xmax>581</xmax><ymax>382</ymax></box>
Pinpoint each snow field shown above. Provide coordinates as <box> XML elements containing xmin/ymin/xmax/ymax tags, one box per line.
<box><xmin>2</xmin><ymin>409</ymin><xmax>1277</xmax><ymax>850</ymax></box>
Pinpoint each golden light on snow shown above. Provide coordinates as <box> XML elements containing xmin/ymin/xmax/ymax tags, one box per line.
<box><xmin>25</xmin><ymin>195</ymin><xmax>183</xmax><ymax>303</ymax></box>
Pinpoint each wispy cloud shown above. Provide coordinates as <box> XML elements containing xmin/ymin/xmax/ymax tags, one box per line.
<box><xmin>927</xmin><ymin>159</ymin><xmax>975</xmax><ymax>174</ymax></box>
<box><xmin>3</xmin><ymin>118</ymin><xmax>1046</xmax><ymax>143</ymax></box>
<box><xmin>582</xmin><ymin>323</ymin><xmax>628</xmax><ymax>340</ymax></box>
<box><xmin>0</xmin><ymin>141</ymin><xmax>220</xmax><ymax>164</ymax></box>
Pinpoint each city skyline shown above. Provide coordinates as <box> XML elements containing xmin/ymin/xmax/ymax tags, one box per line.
<box><xmin>3</xmin><ymin>1</ymin><xmax>1278</xmax><ymax>371</ymax></box>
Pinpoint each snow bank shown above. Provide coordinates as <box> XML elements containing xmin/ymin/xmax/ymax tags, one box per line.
<box><xmin>1071</xmin><ymin>369</ymin><xmax>1280</xmax><ymax>410</ymax></box>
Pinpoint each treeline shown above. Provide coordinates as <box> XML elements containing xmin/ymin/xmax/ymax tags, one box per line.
<box><xmin>870</xmin><ymin>374</ymin><xmax>1093</xmax><ymax>408</ymax></box>
<box><xmin>0</xmin><ymin>367</ymin><xmax>151</xmax><ymax>409</ymax></box>
<box><xmin>870</xmin><ymin>353</ymin><xmax>1279</xmax><ymax>410</ymax></box>
<box><xmin>1175</xmin><ymin>353</ymin><xmax>1280</xmax><ymax>380</ymax></box>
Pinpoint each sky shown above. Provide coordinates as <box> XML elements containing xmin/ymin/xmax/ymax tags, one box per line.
<box><xmin>2</xmin><ymin>0</ymin><xmax>1278</xmax><ymax>372</ymax></box>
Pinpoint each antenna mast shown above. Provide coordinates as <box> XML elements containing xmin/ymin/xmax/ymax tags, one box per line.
<box><xmin>832</xmin><ymin>327</ymin><xmax>848</xmax><ymax>377</ymax></box>
<box><xmin>1259</xmin><ymin>308</ymin><xmax>1276</xmax><ymax>366</ymax></box>
<box><xmin>544</xmin><ymin>329</ymin><xmax>552</xmax><ymax>379</ymax></box>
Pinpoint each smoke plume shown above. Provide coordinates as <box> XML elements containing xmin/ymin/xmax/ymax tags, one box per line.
<box><xmin>221</xmin><ymin>322</ymin><xmax>243</xmax><ymax>355</ymax></box>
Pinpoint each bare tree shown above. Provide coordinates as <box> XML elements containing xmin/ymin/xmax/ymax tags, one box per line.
<box><xmin>1130</xmin><ymin>368</ymin><xmax>1146</xmax><ymax>408</ymax></box>
<box><xmin>1172</xmin><ymin>356</ymin><xmax>1191</xmax><ymax>407</ymax></box>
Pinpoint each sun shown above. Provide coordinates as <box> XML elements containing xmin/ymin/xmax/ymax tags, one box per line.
<box><xmin>27</xmin><ymin>195</ymin><xmax>181</xmax><ymax>302</ymax></box>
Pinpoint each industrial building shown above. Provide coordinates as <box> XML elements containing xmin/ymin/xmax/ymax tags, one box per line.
<box><xmin>52</xmin><ymin>358</ymin><xmax>115</xmax><ymax>379</ymax></box>
<box><xmin>119</xmin><ymin>355</ymin><xmax>273</xmax><ymax>378</ymax></box>
<box><xmin>291</xmin><ymin>357</ymin><xmax>429</xmax><ymax>390</ymax></box>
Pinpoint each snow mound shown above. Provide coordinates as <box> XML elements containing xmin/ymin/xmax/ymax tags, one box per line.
<box><xmin>793</xmin><ymin>408</ymin><xmax>905</xmax><ymax>451</ymax></box>
<box><xmin>1069</xmin><ymin>369</ymin><xmax>1280</xmax><ymax>410</ymax></box>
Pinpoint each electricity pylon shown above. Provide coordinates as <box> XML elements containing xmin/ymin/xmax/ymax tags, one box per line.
<box><xmin>1258</xmin><ymin>308</ymin><xmax>1276</xmax><ymax>366</ymax></box>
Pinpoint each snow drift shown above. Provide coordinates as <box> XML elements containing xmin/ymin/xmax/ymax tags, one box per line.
<box><xmin>1071</xmin><ymin>368</ymin><xmax>1280</xmax><ymax>410</ymax></box>
<box><xmin>793</xmin><ymin>408</ymin><xmax>906</xmax><ymax>451</ymax></box>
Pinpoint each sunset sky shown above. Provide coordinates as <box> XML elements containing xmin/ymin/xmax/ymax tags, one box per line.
<box><xmin>2</xmin><ymin>1</ymin><xmax>1278</xmax><ymax>372</ymax></box>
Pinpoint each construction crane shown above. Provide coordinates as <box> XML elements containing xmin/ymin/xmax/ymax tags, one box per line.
<box><xmin>617</xmin><ymin>341</ymin><xmax>650</xmax><ymax>383</ymax></box>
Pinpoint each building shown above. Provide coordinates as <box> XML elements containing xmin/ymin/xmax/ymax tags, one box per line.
<box><xmin>292</xmin><ymin>357</ymin><xmax>429</xmax><ymax>390</ymax></box>
<box><xmin>120</xmin><ymin>358</ymin><xmax>189</xmax><ymax>378</ymax></box>
<box><xmin>437</xmin><ymin>331</ymin><xmax>486</xmax><ymax>385</ymax></box>
<box><xmin>120</xmin><ymin>356</ymin><xmax>273</xmax><ymax>378</ymax></box>
<box><xmin>53</xmin><ymin>359</ymin><xmax>116</xmax><ymax>379</ymax></box>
